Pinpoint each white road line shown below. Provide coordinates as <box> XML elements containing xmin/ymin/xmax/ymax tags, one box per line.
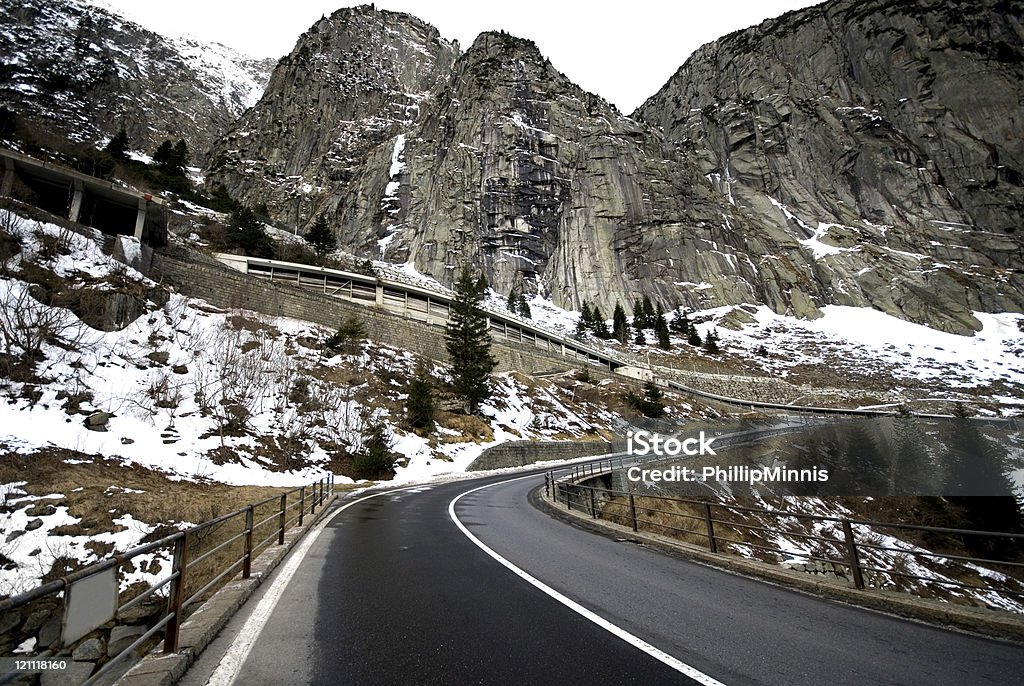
<box><xmin>448</xmin><ymin>475</ymin><xmax>728</xmax><ymax>686</ymax></box>
<box><xmin>205</xmin><ymin>486</ymin><xmax>425</xmax><ymax>686</ymax></box>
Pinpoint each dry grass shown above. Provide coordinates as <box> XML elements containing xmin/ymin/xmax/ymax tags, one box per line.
<box><xmin>0</xmin><ymin>447</ymin><xmax>341</xmax><ymax>536</ymax></box>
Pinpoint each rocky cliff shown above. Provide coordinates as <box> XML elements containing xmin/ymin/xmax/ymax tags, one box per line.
<box><xmin>636</xmin><ymin>0</ymin><xmax>1024</xmax><ymax>332</ymax></box>
<box><xmin>15</xmin><ymin>0</ymin><xmax>1019</xmax><ymax>334</ymax></box>
<box><xmin>207</xmin><ymin>2</ymin><xmax>1023</xmax><ymax>333</ymax></box>
<box><xmin>0</xmin><ymin>0</ymin><xmax>273</xmax><ymax>156</ymax></box>
<box><xmin>207</xmin><ymin>5</ymin><xmax>459</xmax><ymax>230</ymax></box>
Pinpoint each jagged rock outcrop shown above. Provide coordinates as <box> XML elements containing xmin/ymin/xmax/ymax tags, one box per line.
<box><xmin>206</xmin><ymin>2</ymin><xmax>1023</xmax><ymax>333</ymax></box>
<box><xmin>206</xmin><ymin>5</ymin><xmax>459</xmax><ymax>229</ymax></box>
<box><xmin>636</xmin><ymin>0</ymin><xmax>1024</xmax><ymax>332</ymax></box>
<box><xmin>0</xmin><ymin>0</ymin><xmax>273</xmax><ymax>156</ymax></box>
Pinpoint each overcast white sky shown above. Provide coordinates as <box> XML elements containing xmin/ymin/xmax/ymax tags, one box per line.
<box><xmin>91</xmin><ymin>1</ymin><xmax>821</xmax><ymax>113</ymax></box>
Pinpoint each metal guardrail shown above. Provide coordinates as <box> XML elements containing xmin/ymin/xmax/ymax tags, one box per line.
<box><xmin>545</xmin><ymin>464</ymin><xmax>1024</xmax><ymax>603</ymax></box>
<box><xmin>0</xmin><ymin>476</ymin><xmax>335</xmax><ymax>685</ymax></box>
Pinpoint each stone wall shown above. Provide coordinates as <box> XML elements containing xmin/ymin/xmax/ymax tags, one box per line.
<box><xmin>466</xmin><ymin>439</ymin><xmax>623</xmax><ymax>471</ymax></box>
<box><xmin>148</xmin><ymin>252</ymin><xmax>576</xmax><ymax>375</ymax></box>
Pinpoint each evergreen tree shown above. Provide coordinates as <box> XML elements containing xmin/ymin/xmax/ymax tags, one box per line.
<box><xmin>590</xmin><ymin>305</ymin><xmax>609</xmax><ymax>338</ymax></box>
<box><xmin>445</xmin><ymin>269</ymin><xmax>496</xmax><ymax>414</ymax></box>
<box><xmin>632</xmin><ymin>296</ymin><xmax>644</xmax><ymax>329</ymax></box>
<box><xmin>634</xmin><ymin>327</ymin><xmax>646</xmax><ymax>345</ymax></box>
<box><xmin>612</xmin><ymin>302</ymin><xmax>629</xmax><ymax>343</ymax></box>
<box><xmin>641</xmin><ymin>295</ymin><xmax>655</xmax><ymax>328</ymax></box>
<box><xmin>104</xmin><ymin>126</ymin><xmax>129</xmax><ymax>160</ymax></box>
<box><xmin>152</xmin><ymin>140</ymin><xmax>174</xmax><ymax>169</ymax></box>
<box><xmin>687</xmin><ymin>325</ymin><xmax>702</xmax><ymax>347</ymax></box>
<box><xmin>305</xmin><ymin>215</ymin><xmax>337</xmax><ymax>256</ymax></box>
<box><xmin>172</xmin><ymin>139</ymin><xmax>189</xmax><ymax>174</ymax></box>
<box><xmin>405</xmin><ymin>360</ymin><xmax>435</xmax><ymax>431</ymax></box>
<box><xmin>153</xmin><ymin>138</ymin><xmax>188</xmax><ymax>176</ymax></box>
<box><xmin>576</xmin><ymin>301</ymin><xmax>592</xmax><ymax>336</ymax></box>
<box><xmin>625</xmin><ymin>381</ymin><xmax>665</xmax><ymax>418</ymax></box>
<box><xmin>507</xmin><ymin>287</ymin><xmax>519</xmax><ymax>314</ymax></box>
<box><xmin>225</xmin><ymin>205</ymin><xmax>274</xmax><ymax>258</ymax></box>
<box><xmin>655</xmin><ymin>305</ymin><xmax>671</xmax><ymax>350</ymax></box>
<box><xmin>517</xmin><ymin>293</ymin><xmax>532</xmax><ymax>319</ymax></box>
<box><xmin>353</xmin><ymin>416</ymin><xmax>395</xmax><ymax>478</ymax></box>
<box><xmin>703</xmin><ymin>328</ymin><xmax>720</xmax><ymax>354</ymax></box>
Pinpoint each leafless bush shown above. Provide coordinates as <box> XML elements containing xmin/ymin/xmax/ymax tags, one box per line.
<box><xmin>32</xmin><ymin>222</ymin><xmax>75</xmax><ymax>261</ymax></box>
<box><xmin>0</xmin><ymin>283</ymin><xmax>83</xmax><ymax>360</ymax></box>
<box><xmin>204</xmin><ymin>320</ymin><xmax>285</xmax><ymax>444</ymax></box>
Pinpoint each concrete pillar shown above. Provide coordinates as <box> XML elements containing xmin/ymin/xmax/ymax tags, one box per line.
<box><xmin>1</xmin><ymin>157</ymin><xmax>14</xmax><ymax>197</ymax></box>
<box><xmin>133</xmin><ymin>198</ymin><xmax>147</xmax><ymax>239</ymax></box>
<box><xmin>375</xmin><ymin>282</ymin><xmax>384</xmax><ymax>306</ymax></box>
<box><xmin>68</xmin><ymin>180</ymin><xmax>84</xmax><ymax>223</ymax></box>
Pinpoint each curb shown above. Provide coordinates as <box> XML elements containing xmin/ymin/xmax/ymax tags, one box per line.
<box><xmin>114</xmin><ymin>495</ymin><xmax>340</xmax><ymax>685</ymax></box>
<box><xmin>534</xmin><ymin>489</ymin><xmax>1024</xmax><ymax>643</ymax></box>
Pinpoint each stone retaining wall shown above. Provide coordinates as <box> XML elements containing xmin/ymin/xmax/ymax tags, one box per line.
<box><xmin>466</xmin><ymin>439</ymin><xmax>623</xmax><ymax>471</ymax></box>
<box><xmin>148</xmin><ymin>252</ymin><xmax>575</xmax><ymax>376</ymax></box>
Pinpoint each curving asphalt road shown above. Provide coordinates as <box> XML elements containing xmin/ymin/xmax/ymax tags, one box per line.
<box><xmin>180</xmin><ymin>467</ymin><xmax>1023</xmax><ymax>686</ymax></box>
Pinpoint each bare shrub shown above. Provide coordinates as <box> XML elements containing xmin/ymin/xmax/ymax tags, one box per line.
<box><xmin>0</xmin><ymin>283</ymin><xmax>81</xmax><ymax>360</ymax></box>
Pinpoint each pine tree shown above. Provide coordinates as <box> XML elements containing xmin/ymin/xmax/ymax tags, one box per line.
<box><xmin>507</xmin><ymin>287</ymin><xmax>519</xmax><ymax>314</ymax></box>
<box><xmin>655</xmin><ymin>304</ymin><xmax>671</xmax><ymax>350</ymax></box>
<box><xmin>226</xmin><ymin>205</ymin><xmax>274</xmax><ymax>258</ymax></box>
<box><xmin>104</xmin><ymin>126</ymin><xmax>129</xmax><ymax>160</ymax></box>
<box><xmin>641</xmin><ymin>295</ymin><xmax>655</xmax><ymax>329</ymax></box>
<box><xmin>152</xmin><ymin>140</ymin><xmax>174</xmax><ymax>169</ymax></box>
<box><xmin>153</xmin><ymin>139</ymin><xmax>188</xmax><ymax>176</ymax></box>
<box><xmin>625</xmin><ymin>381</ymin><xmax>665</xmax><ymax>418</ymax></box>
<box><xmin>305</xmin><ymin>215</ymin><xmax>337</xmax><ymax>256</ymax></box>
<box><xmin>405</xmin><ymin>360</ymin><xmax>435</xmax><ymax>431</ymax></box>
<box><xmin>687</xmin><ymin>325</ymin><xmax>702</xmax><ymax>347</ymax></box>
<box><xmin>576</xmin><ymin>301</ymin><xmax>592</xmax><ymax>336</ymax></box>
<box><xmin>631</xmin><ymin>297</ymin><xmax>644</xmax><ymax>330</ymax></box>
<box><xmin>445</xmin><ymin>270</ymin><xmax>496</xmax><ymax>414</ymax></box>
<box><xmin>172</xmin><ymin>139</ymin><xmax>189</xmax><ymax>174</ymax></box>
<box><xmin>634</xmin><ymin>327</ymin><xmax>646</xmax><ymax>345</ymax></box>
<box><xmin>353</xmin><ymin>415</ymin><xmax>395</xmax><ymax>478</ymax></box>
<box><xmin>590</xmin><ymin>305</ymin><xmax>609</xmax><ymax>338</ymax></box>
<box><xmin>517</xmin><ymin>293</ymin><xmax>531</xmax><ymax>319</ymax></box>
<box><xmin>612</xmin><ymin>302</ymin><xmax>629</xmax><ymax>343</ymax></box>
<box><xmin>703</xmin><ymin>328</ymin><xmax>720</xmax><ymax>354</ymax></box>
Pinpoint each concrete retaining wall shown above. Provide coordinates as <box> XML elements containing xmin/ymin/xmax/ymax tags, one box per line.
<box><xmin>148</xmin><ymin>252</ymin><xmax>575</xmax><ymax>376</ymax></box>
<box><xmin>466</xmin><ymin>440</ymin><xmax>622</xmax><ymax>471</ymax></box>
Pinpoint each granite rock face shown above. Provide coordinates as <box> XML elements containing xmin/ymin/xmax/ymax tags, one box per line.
<box><xmin>207</xmin><ymin>2</ymin><xmax>1023</xmax><ymax>333</ymax></box>
<box><xmin>636</xmin><ymin>0</ymin><xmax>1024</xmax><ymax>332</ymax></box>
<box><xmin>0</xmin><ymin>0</ymin><xmax>273</xmax><ymax>156</ymax></box>
<box><xmin>206</xmin><ymin>6</ymin><xmax>459</xmax><ymax>234</ymax></box>
<box><xmin>0</xmin><ymin>0</ymin><xmax>969</xmax><ymax>333</ymax></box>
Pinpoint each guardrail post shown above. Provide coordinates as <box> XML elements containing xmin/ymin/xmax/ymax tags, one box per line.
<box><xmin>842</xmin><ymin>519</ymin><xmax>865</xmax><ymax>589</ymax></box>
<box><xmin>589</xmin><ymin>488</ymin><xmax>597</xmax><ymax>519</ymax></box>
<box><xmin>164</xmin><ymin>531</ymin><xmax>190</xmax><ymax>653</ymax></box>
<box><xmin>703</xmin><ymin>502</ymin><xmax>717</xmax><ymax>553</ymax></box>
<box><xmin>566</xmin><ymin>485</ymin><xmax>573</xmax><ymax>511</ymax></box>
<box><xmin>629</xmin><ymin>494</ymin><xmax>638</xmax><ymax>532</ymax></box>
<box><xmin>298</xmin><ymin>486</ymin><xmax>306</xmax><ymax>526</ymax></box>
<box><xmin>319</xmin><ymin>478</ymin><xmax>325</xmax><ymax>505</ymax></box>
<box><xmin>544</xmin><ymin>473</ymin><xmax>550</xmax><ymax>498</ymax></box>
<box><xmin>278</xmin><ymin>494</ymin><xmax>287</xmax><ymax>545</ymax></box>
<box><xmin>243</xmin><ymin>506</ymin><xmax>254</xmax><ymax>579</ymax></box>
